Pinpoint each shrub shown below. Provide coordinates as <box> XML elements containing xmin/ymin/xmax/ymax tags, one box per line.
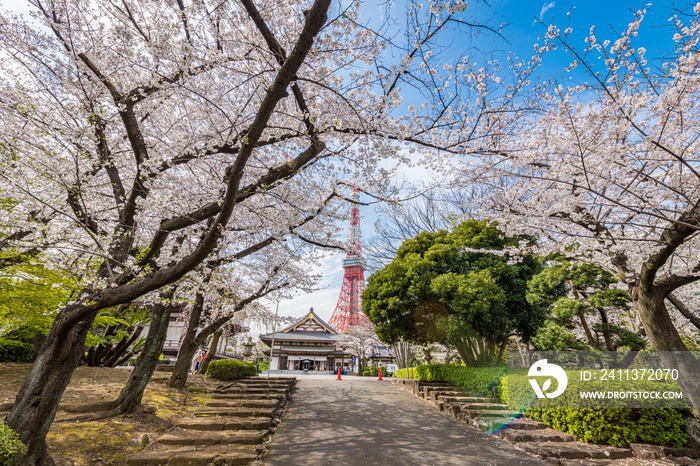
<box><xmin>0</xmin><ymin>421</ymin><xmax>26</xmax><ymax>466</ymax></box>
<box><xmin>525</xmin><ymin>407</ymin><xmax>688</xmax><ymax>448</ymax></box>
<box><xmin>395</xmin><ymin>363</ymin><xmax>508</xmax><ymax>399</ymax></box>
<box><xmin>395</xmin><ymin>363</ymin><xmax>688</xmax><ymax>448</ymax></box>
<box><xmin>362</xmin><ymin>370</ymin><xmax>371</xmax><ymax>376</ymax></box>
<box><xmin>205</xmin><ymin>359</ymin><xmax>256</xmax><ymax>381</ymax></box>
<box><xmin>370</xmin><ymin>366</ymin><xmax>379</xmax><ymax>376</ymax></box>
<box><xmin>0</xmin><ymin>339</ymin><xmax>34</xmax><ymax>363</ymax></box>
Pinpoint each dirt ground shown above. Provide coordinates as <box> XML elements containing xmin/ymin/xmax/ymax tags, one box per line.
<box><xmin>0</xmin><ymin>363</ymin><xmax>224</xmax><ymax>465</ymax></box>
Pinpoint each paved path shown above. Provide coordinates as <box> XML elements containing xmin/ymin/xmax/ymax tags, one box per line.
<box><xmin>263</xmin><ymin>376</ymin><xmax>544</xmax><ymax>465</ymax></box>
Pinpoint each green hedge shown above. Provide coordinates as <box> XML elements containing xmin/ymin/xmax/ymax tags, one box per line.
<box><xmin>395</xmin><ymin>364</ymin><xmax>508</xmax><ymax>400</ymax></box>
<box><xmin>396</xmin><ymin>363</ymin><xmax>688</xmax><ymax>448</ymax></box>
<box><xmin>205</xmin><ymin>359</ymin><xmax>256</xmax><ymax>381</ymax></box>
<box><xmin>0</xmin><ymin>421</ymin><xmax>26</xmax><ymax>466</ymax></box>
<box><xmin>0</xmin><ymin>339</ymin><xmax>34</xmax><ymax>363</ymax></box>
<box><xmin>362</xmin><ymin>370</ymin><xmax>371</xmax><ymax>376</ymax></box>
<box><xmin>526</xmin><ymin>407</ymin><xmax>687</xmax><ymax>448</ymax></box>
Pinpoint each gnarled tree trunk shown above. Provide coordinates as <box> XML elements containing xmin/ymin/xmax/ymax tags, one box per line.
<box><xmin>115</xmin><ymin>298</ymin><xmax>173</xmax><ymax>413</ymax></box>
<box><xmin>5</xmin><ymin>311</ymin><xmax>97</xmax><ymax>465</ymax></box>
<box><xmin>632</xmin><ymin>285</ymin><xmax>700</xmax><ymax>416</ymax></box>
<box><xmin>198</xmin><ymin>329</ymin><xmax>223</xmax><ymax>376</ymax></box>
<box><xmin>167</xmin><ymin>292</ymin><xmax>205</xmax><ymax>389</ymax></box>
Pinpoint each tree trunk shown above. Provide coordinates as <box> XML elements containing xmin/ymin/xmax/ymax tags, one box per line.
<box><xmin>5</xmin><ymin>312</ymin><xmax>97</xmax><ymax>465</ymax></box>
<box><xmin>633</xmin><ymin>286</ymin><xmax>700</xmax><ymax>416</ymax></box>
<box><xmin>168</xmin><ymin>293</ymin><xmax>205</xmax><ymax>389</ymax></box>
<box><xmin>198</xmin><ymin>329</ymin><xmax>223</xmax><ymax>375</ymax></box>
<box><xmin>115</xmin><ymin>299</ymin><xmax>173</xmax><ymax>413</ymax></box>
<box><xmin>106</xmin><ymin>324</ymin><xmax>144</xmax><ymax>367</ymax></box>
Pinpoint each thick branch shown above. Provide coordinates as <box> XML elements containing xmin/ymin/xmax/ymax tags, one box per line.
<box><xmin>667</xmin><ymin>293</ymin><xmax>700</xmax><ymax>331</ymax></box>
<box><xmin>57</xmin><ymin>0</ymin><xmax>332</xmax><ymax>332</ymax></box>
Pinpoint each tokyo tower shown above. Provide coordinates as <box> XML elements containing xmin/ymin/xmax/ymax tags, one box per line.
<box><xmin>328</xmin><ymin>189</ymin><xmax>371</xmax><ymax>333</ymax></box>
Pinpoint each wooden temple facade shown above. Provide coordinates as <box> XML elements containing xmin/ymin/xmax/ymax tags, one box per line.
<box><xmin>260</xmin><ymin>308</ymin><xmax>354</xmax><ymax>373</ymax></box>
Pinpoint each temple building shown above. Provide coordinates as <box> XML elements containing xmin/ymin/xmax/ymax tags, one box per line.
<box><xmin>260</xmin><ymin>308</ymin><xmax>354</xmax><ymax>373</ymax></box>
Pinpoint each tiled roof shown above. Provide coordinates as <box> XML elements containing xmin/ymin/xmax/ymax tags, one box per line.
<box><xmin>370</xmin><ymin>345</ymin><xmax>394</xmax><ymax>358</ymax></box>
<box><xmin>260</xmin><ymin>331</ymin><xmax>340</xmax><ymax>342</ymax></box>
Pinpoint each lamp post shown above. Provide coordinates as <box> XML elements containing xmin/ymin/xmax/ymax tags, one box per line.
<box><xmin>267</xmin><ymin>299</ymin><xmax>280</xmax><ymax>377</ymax></box>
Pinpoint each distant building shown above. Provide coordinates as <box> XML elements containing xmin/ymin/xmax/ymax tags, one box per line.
<box><xmin>156</xmin><ymin>304</ymin><xmax>245</xmax><ymax>361</ymax></box>
<box><xmin>369</xmin><ymin>345</ymin><xmax>395</xmax><ymax>367</ymax></box>
<box><xmin>260</xmin><ymin>308</ymin><xmax>354</xmax><ymax>374</ymax></box>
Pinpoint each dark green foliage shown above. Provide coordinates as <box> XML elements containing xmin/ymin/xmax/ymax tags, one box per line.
<box><xmin>364</xmin><ymin>221</ymin><xmax>546</xmax><ymax>366</ymax></box>
<box><xmin>205</xmin><ymin>359</ymin><xmax>256</xmax><ymax>381</ymax></box>
<box><xmin>0</xmin><ymin>338</ymin><xmax>34</xmax><ymax>362</ymax></box>
<box><xmin>526</xmin><ymin>408</ymin><xmax>688</xmax><ymax>448</ymax></box>
<box><xmin>362</xmin><ymin>370</ymin><xmax>371</xmax><ymax>376</ymax></box>
<box><xmin>527</xmin><ymin>258</ymin><xmax>645</xmax><ymax>352</ymax></box>
<box><xmin>0</xmin><ymin>420</ymin><xmax>26</xmax><ymax>466</ymax></box>
<box><xmin>398</xmin><ymin>363</ymin><xmax>687</xmax><ymax>448</ymax></box>
<box><xmin>370</xmin><ymin>366</ymin><xmax>379</xmax><ymax>376</ymax></box>
<box><xmin>395</xmin><ymin>363</ymin><xmax>508</xmax><ymax>399</ymax></box>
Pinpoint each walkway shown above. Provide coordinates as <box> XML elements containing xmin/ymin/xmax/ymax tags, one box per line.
<box><xmin>263</xmin><ymin>375</ymin><xmax>544</xmax><ymax>465</ymax></box>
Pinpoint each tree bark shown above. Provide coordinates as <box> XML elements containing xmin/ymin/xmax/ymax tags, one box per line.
<box><xmin>667</xmin><ymin>293</ymin><xmax>700</xmax><ymax>331</ymax></box>
<box><xmin>632</xmin><ymin>286</ymin><xmax>700</xmax><ymax>416</ymax></box>
<box><xmin>115</xmin><ymin>299</ymin><xmax>173</xmax><ymax>413</ymax></box>
<box><xmin>5</xmin><ymin>313</ymin><xmax>97</xmax><ymax>465</ymax></box>
<box><xmin>167</xmin><ymin>293</ymin><xmax>205</xmax><ymax>389</ymax></box>
<box><xmin>198</xmin><ymin>329</ymin><xmax>223</xmax><ymax>376</ymax></box>
<box><xmin>106</xmin><ymin>324</ymin><xmax>144</xmax><ymax>367</ymax></box>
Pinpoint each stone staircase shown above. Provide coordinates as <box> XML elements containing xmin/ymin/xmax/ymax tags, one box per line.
<box><xmin>393</xmin><ymin>379</ymin><xmax>699</xmax><ymax>465</ymax></box>
<box><xmin>128</xmin><ymin>377</ymin><xmax>296</xmax><ymax>465</ymax></box>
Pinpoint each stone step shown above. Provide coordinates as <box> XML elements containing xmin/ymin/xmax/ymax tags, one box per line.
<box><xmin>175</xmin><ymin>417</ymin><xmax>273</xmax><ymax>431</ymax></box>
<box><xmin>499</xmin><ymin>419</ymin><xmax>546</xmax><ymax>431</ymax></box>
<box><xmin>427</xmin><ymin>390</ymin><xmax>468</xmax><ymax>401</ymax></box>
<box><xmin>128</xmin><ymin>445</ymin><xmax>260</xmax><ymax>466</ymax></box>
<box><xmin>193</xmin><ymin>407</ymin><xmax>276</xmax><ymax>418</ymax></box>
<box><xmin>455</xmin><ymin>402</ymin><xmax>508</xmax><ymax>411</ymax></box>
<box><xmin>439</xmin><ymin>395</ymin><xmax>501</xmax><ymax>404</ymax></box>
<box><xmin>630</xmin><ymin>443</ymin><xmax>700</xmax><ymax>461</ymax></box>
<box><xmin>204</xmin><ymin>399</ymin><xmax>280</xmax><ymax>409</ymax></box>
<box><xmin>462</xmin><ymin>408</ymin><xmax>519</xmax><ymax>418</ymax></box>
<box><xmin>423</xmin><ymin>387</ymin><xmax>467</xmax><ymax>398</ymax></box>
<box><xmin>210</xmin><ymin>393</ymin><xmax>286</xmax><ymax>401</ymax></box>
<box><xmin>215</xmin><ymin>388</ymin><xmax>290</xmax><ymax>395</ymax></box>
<box><xmin>499</xmin><ymin>428</ymin><xmax>577</xmax><ymax>443</ymax></box>
<box><xmin>517</xmin><ymin>442</ymin><xmax>633</xmax><ymax>460</ymax></box>
<box><xmin>156</xmin><ymin>430</ymin><xmax>266</xmax><ymax>447</ymax></box>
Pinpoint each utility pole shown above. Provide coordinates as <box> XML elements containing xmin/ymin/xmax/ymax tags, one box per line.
<box><xmin>267</xmin><ymin>299</ymin><xmax>280</xmax><ymax>377</ymax></box>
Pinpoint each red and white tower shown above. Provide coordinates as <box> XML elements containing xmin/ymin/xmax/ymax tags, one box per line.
<box><xmin>328</xmin><ymin>189</ymin><xmax>371</xmax><ymax>333</ymax></box>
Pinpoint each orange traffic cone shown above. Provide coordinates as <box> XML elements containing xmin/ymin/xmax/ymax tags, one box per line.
<box><xmin>377</xmin><ymin>368</ymin><xmax>383</xmax><ymax>381</ymax></box>
<box><xmin>337</xmin><ymin>368</ymin><xmax>342</xmax><ymax>380</ymax></box>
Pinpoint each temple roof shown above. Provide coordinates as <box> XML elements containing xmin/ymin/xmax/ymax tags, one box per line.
<box><xmin>280</xmin><ymin>308</ymin><xmax>337</xmax><ymax>334</ymax></box>
<box><xmin>259</xmin><ymin>308</ymin><xmax>341</xmax><ymax>343</ymax></box>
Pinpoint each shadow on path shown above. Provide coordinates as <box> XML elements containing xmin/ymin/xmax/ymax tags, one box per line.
<box><xmin>264</xmin><ymin>377</ymin><xmax>544</xmax><ymax>465</ymax></box>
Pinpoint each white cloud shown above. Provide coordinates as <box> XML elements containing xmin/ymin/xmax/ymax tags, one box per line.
<box><xmin>535</xmin><ymin>2</ymin><xmax>556</xmax><ymax>25</ymax></box>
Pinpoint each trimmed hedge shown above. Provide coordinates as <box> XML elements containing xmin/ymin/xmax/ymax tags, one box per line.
<box><xmin>205</xmin><ymin>359</ymin><xmax>256</xmax><ymax>381</ymax></box>
<box><xmin>395</xmin><ymin>364</ymin><xmax>508</xmax><ymax>400</ymax></box>
<box><xmin>0</xmin><ymin>420</ymin><xmax>26</xmax><ymax>466</ymax></box>
<box><xmin>526</xmin><ymin>407</ymin><xmax>687</xmax><ymax>448</ymax></box>
<box><xmin>396</xmin><ymin>363</ymin><xmax>688</xmax><ymax>448</ymax></box>
<box><xmin>362</xmin><ymin>370</ymin><xmax>371</xmax><ymax>376</ymax></box>
<box><xmin>0</xmin><ymin>339</ymin><xmax>34</xmax><ymax>363</ymax></box>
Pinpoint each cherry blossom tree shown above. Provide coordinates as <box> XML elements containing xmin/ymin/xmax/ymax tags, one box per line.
<box><xmin>0</xmin><ymin>0</ymin><xmax>525</xmax><ymax>461</ymax></box>
<box><xmin>452</xmin><ymin>4</ymin><xmax>700</xmax><ymax>412</ymax></box>
<box><xmin>337</xmin><ymin>323</ymin><xmax>379</xmax><ymax>373</ymax></box>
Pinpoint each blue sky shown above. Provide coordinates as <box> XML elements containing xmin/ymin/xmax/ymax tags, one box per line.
<box><xmin>292</xmin><ymin>0</ymin><xmax>687</xmax><ymax>328</ymax></box>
